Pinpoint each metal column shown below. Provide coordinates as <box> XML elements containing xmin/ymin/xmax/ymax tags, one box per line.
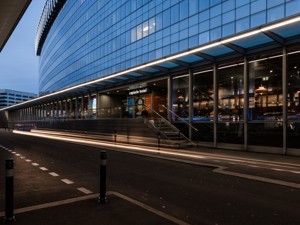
<box><xmin>213</xmin><ymin>64</ymin><xmax>218</xmax><ymax>148</ymax></box>
<box><xmin>282</xmin><ymin>47</ymin><xmax>287</xmax><ymax>155</ymax></box>
<box><xmin>243</xmin><ymin>57</ymin><xmax>249</xmax><ymax>151</ymax></box>
<box><xmin>188</xmin><ymin>69</ymin><xmax>193</xmax><ymax>140</ymax></box>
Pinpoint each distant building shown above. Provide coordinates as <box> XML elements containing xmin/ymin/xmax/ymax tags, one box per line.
<box><xmin>0</xmin><ymin>89</ymin><xmax>36</xmax><ymax>108</ymax></box>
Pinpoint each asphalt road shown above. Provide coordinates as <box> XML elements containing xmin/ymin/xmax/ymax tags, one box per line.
<box><xmin>0</xmin><ymin>130</ymin><xmax>299</xmax><ymax>225</ymax></box>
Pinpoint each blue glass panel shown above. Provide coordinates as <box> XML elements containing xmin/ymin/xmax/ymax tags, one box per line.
<box><xmin>236</xmin><ymin>0</ymin><xmax>249</xmax><ymax>8</ymax></box>
<box><xmin>236</xmin><ymin>4</ymin><xmax>250</xmax><ymax>20</ymax></box>
<box><xmin>189</xmin><ymin>35</ymin><xmax>199</xmax><ymax>48</ymax></box>
<box><xmin>223</xmin><ymin>10</ymin><xmax>235</xmax><ymax>24</ymax></box>
<box><xmin>201</xmin><ymin>45</ymin><xmax>233</xmax><ymax>57</ymax></box>
<box><xmin>267</xmin><ymin>0</ymin><xmax>284</xmax><ymax>8</ymax></box>
<box><xmin>199</xmin><ymin>10</ymin><xmax>209</xmax><ymax>22</ymax></box>
<box><xmin>267</xmin><ymin>5</ymin><xmax>284</xmax><ymax>23</ymax></box>
<box><xmin>222</xmin><ymin>22</ymin><xmax>235</xmax><ymax>37</ymax></box>
<box><xmin>199</xmin><ymin>20</ymin><xmax>209</xmax><ymax>33</ymax></box>
<box><xmin>231</xmin><ymin>33</ymin><xmax>273</xmax><ymax>48</ymax></box>
<box><xmin>251</xmin><ymin>0</ymin><xmax>266</xmax><ymax>14</ymax></box>
<box><xmin>236</xmin><ymin>17</ymin><xmax>250</xmax><ymax>33</ymax></box>
<box><xmin>178</xmin><ymin>54</ymin><xmax>203</xmax><ymax>63</ymax></box>
<box><xmin>272</xmin><ymin>22</ymin><xmax>300</xmax><ymax>38</ymax></box>
<box><xmin>199</xmin><ymin>31</ymin><xmax>210</xmax><ymax>45</ymax></box>
<box><xmin>210</xmin><ymin>15</ymin><xmax>221</xmax><ymax>28</ymax></box>
<box><xmin>157</xmin><ymin>61</ymin><xmax>179</xmax><ymax>68</ymax></box>
<box><xmin>199</xmin><ymin>1</ymin><xmax>210</xmax><ymax>11</ymax></box>
<box><xmin>210</xmin><ymin>27</ymin><xmax>221</xmax><ymax>41</ymax></box>
<box><xmin>251</xmin><ymin>11</ymin><xmax>266</xmax><ymax>28</ymax></box>
<box><xmin>222</xmin><ymin>0</ymin><xmax>235</xmax><ymax>12</ymax></box>
<box><xmin>189</xmin><ymin>0</ymin><xmax>198</xmax><ymax>16</ymax></box>
<box><xmin>180</xmin><ymin>0</ymin><xmax>189</xmax><ymax>20</ymax></box>
<box><xmin>286</xmin><ymin>0</ymin><xmax>300</xmax><ymax>17</ymax></box>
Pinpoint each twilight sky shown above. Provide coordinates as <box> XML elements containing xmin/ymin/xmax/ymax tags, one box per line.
<box><xmin>0</xmin><ymin>0</ymin><xmax>45</xmax><ymax>94</ymax></box>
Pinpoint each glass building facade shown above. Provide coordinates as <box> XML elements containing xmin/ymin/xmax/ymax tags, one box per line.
<box><xmin>3</xmin><ymin>0</ymin><xmax>300</xmax><ymax>155</ymax></box>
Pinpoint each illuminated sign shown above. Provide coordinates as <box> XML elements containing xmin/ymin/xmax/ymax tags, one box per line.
<box><xmin>128</xmin><ymin>88</ymin><xmax>150</xmax><ymax>96</ymax></box>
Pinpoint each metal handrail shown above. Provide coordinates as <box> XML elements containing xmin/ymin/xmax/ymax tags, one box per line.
<box><xmin>160</xmin><ymin>105</ymin><xmax>199</xmax><ymax>132</ymax></box>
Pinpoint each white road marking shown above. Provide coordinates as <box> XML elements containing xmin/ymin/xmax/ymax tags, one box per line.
<box><xmin>16</xmin><ymin>154</ymin><xmax>21</xmax><ymax>156</ymax></box>
<box><xmin>39</xmin><ymin>167</ymin><xmax>48</xmax><ymax>171</ymax></box>
<box><xmin>12</xmin><ymin>151</ymin><xmax>16</xmax><ymax>154</ymax></box>
<box><xmin>32</xmin><ymin>163</ymin><xmax>39</xmax><ymax>166</ymax></box>
<box><xmin>49</xmin><ymin>172</ymin><xmax>59</xmax><ymax>177</ymax></box>
<box><xmin>25</xmin><ymin>159</ymin><xmax>32</xmax><ymax>162</ymax></box>
<box><xmin>20</xmin><ymin>156</ymin><xmax>25</xmax><ymax>159</ymax></box>
<box><xmin>77</xmin><ymin>187</ymin><xmax>93</xmax><ymax>194</ymax></box>
<box><xmin>213</xmin><ymin>166</ymin><xmax>300</xmax><ymax>189</ymax></box>
<box><xmin>0</xmin><ymin>192</ymin><xmax>189</xmax><ymax>225</ymax></box>
<box><xmin>61</xmin><ymin>179</ymin><xmax>74</xmax><ymax>184</ymax></box>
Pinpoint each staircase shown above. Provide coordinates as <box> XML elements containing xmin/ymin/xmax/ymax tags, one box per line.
<box><xmin>144</xmin><ymin>116</ymin><xmax>195</xmax><ymax>148</ymax></box>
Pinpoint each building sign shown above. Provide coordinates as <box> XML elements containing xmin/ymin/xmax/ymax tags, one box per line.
<box><xmin>128</xmin><ymin>88</ymin><xmax>150</xmax><ymax>96</ymax></box>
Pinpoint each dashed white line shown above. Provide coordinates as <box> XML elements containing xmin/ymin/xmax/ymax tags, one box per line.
<box><xmin>61</xmin><ymin>179</ymin><xmax>74</xmax><ymax>184</ymax></box>
<box><xmin>49</xmin><ymin>172</ymin><xmax>59</xmax><ymax>177</ymax></box>
<box><xmin>39</xmin><ymin>167</ymin><xmax>48</xmax><ymax>171</ymax></box>
<box><xmin>16</xmin><ymin>154</ymin><xmax>21</xmax><ymax>156</ymax></box>
<box><xmin>20</xmin><ymin>156</ymin><xmax>25</xmax><ymax>159</ymax></box>
<box><xmin>32</xmin><ymin>163</ymin><xmax>39</xmax><ymax>166</ymax></box>
<box><xmin>25</xmin><ymin>159</ymin><xmax>32</xmax><ymax>162</ymax></box>
<box><xmin>77</xmin><ymin>187</ymin><xmax>93</xmax><ymax>194</ymax></box>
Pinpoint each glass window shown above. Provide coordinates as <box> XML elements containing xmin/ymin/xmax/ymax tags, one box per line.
<box><xmin>286</xmin><ymin>0</ymin><xmax>300</xmax><ymax>17</ymax></box>
<box><xmin>199</xmin><ymin>20</ymin><xmax>209</xmax><ymax>33</ymax></box>
<box><xmin>210</xmin><ymin>15</ymin><xmax>221</xmax><ymax>28</ymax></box>
<box><xmin>189</xmin><ymin>0</ymin><xmax>198</xmax><ymax>15</ymax></box>
<box><xmin>211</xmin><ymin>0</ymin><xmax>221</xmax><ymax>6</ymax></box>
<box><xmin>251</xmin><ymin>11</ymin><xmax>266</xmax><ymax>28</ymax></box>
<box><xmin>236</xmin><ymin>17</ymin><xmax>249</xmax><ymax>33</ymax></box>
<box><xmin>218</xmin><ymin>65</ymin><xmax>244</xmax><ymax>122</ymax></box>
<box><xmin>149</xmin><ymin>17</ymin><xmax>156</xmax><ymax>34</ymax></box>
<box><xmin>267</xmin><ymin>0</ymin><xmax>284</xmax><ymax>8</ymax></box>
<box><xmin>251</xmin><ymin>0</ymin><xmax>266</xmax><ymax>14</ymax></box>
<box><xmin>199</xmin><ymin>1</ymin><xmax>210</xmax><ymax>11</ymax></box>
<box><xmin>171</xmin><ymin>4</ymin><xmax>180</xmax><ymax>24</ymax></box>
<box><xmin>180</xmin><ymin>0</ymin><xmax>189</xmax><ymax>20</ymax></box>
<box><xmin>236</xmin><ymin>0</ymin><xmax>249</xmax><ymax>8</ymax></box>
<box><xmin>193</xmin><ymin>70</ymin><xmax>214</xmax><ymax>121</ymax></box>
<box><xmin>199</xmin><ymin>10</ymin><xmax>209</xmax><ymax>22</ymax></box>
<box><xmin>222</xmin><ymin>10</ymin><xmax>235</xmax><ymax>24</ymax></box>
<box><xmin>222</xmin><ymin>22</ymin><xmax>235</xmax><ymax>37</ymax></box>
<box><xmin>199</xmin><ymin>31</ymin><xmax>210</xmax><ymax>45</ymax></box>
<box><xmin>163</xmin><ymin>8</ymin><xmax>171</xmax><ymax>27</ymax></box>
<box><xmin>137</xmin><ymin>24</ymin><xmax>142</xmax><ymax>40</ymax></box>
<box><xmin>267</xmin><ymin>5</ymin><xmax>284</xmax><ymax>23</ymax></box>
<box><xmin>236</xmin><ymin>4</ymin><xmax>250</xmax><ymax>20</ymax></box>
<box><xmin>210</xmin><ymin>4</ymin><xmax>221</xmax><ymax>16</ymax></box>
<box><xmin>287</xmin><ymin>52</ymin><xmax>300</xmax><ymax>148</ymax></box>
<box><xmin>249</xmin><ymin>56</ymin><xmax>282</xmax><ymax>121</ymax></box>
<box><xmin>189</xmin><ymin>35</ymin><xmax>198</xmax><ymax>48</ymax></box>
<box><xmin>222</xmin><ymin>0</ymin><xmax>235</xmax><ymax>12</ymax></box>
<box><xmin>172</xmin><ymin>75</ymin><xmax>190</xmax><ymax>119</ymax></box>
<box><xmin>142</xmin><ymin>21</ymin><xmax>149</xmax><ymax>37</ymax></box>
<box><xmin>210</xmin><ymin>27</ymin><xmax>221</xmax><ymax>41</ymax></box>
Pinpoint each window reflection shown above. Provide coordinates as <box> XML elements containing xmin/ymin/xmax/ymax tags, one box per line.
<box><xmin>249</xmin><ymin>56</ymin><xmax>282</xmax><ymax>121</ymax></box>
<box><xmin>172</xmin><ymin>75</ymin><xmax>189</xmax><ymax>119</ymax></box>
<box><xmin>218</xmin><ymin>65</ymin><xmax>244</xmax><ymax>121</ymax></box>
<box><xmin>193</xmin><ymin>71</ymin><xmax>214</xmax><ymax>121</ymax></box>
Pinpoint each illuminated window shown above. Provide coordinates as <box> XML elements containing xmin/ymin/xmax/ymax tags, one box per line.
<box><xmin>131</xmin><ymin>17</ymin><xmax>156</xmax><ymax>42</ymax></box>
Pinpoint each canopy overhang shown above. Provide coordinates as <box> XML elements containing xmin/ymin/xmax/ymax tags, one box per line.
<box><xmin>2</xmin><ymin>15</ymin><xmax>300</xmax><ymax>111</ymax></box>
<box><xmin>0</xmin><ymin>0</ymin><xmax>31</xmax><ymax>52</ymax></box>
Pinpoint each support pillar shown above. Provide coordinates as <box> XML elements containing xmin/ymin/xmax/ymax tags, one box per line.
<box><xmin>243</xmin><ymin>57</ymin><xmax>249</xmax><ymax>151</ymax></box>
<box><xmin>188</xmin><ymin>69</ymin><xmax>193</xmax><ymax>140</ymax></box>
<box><xmin>282</xmin><ymin>47</ymin><xmax>287</xmax><ymax>155</ymax></box>
<box><xmin>213</xmin><ymin>64</ymin><xmax>218</xmax><ymax>148</ymax></box>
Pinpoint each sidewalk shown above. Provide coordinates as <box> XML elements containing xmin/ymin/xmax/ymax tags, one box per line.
<box><xmin>1</xmin><ymin>192</ymin><xmax>186</xmax><ymax>225</ymax></box>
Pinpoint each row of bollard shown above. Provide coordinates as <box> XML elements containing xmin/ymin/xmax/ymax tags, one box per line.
<box><xmin>3</xmin><ymin>151</ymin><xmax>107</xmax><ymax>223</ymax></box>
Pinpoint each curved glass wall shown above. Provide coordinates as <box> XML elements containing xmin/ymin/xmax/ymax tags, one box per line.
<box><xmin>38</xmin><ymin>0</ymin><xmax>299</xmax><ymax>95</ymax></box>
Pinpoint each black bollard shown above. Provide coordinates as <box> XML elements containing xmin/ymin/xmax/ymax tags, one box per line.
<box><xmin>98</xmin><ymin>151</ymin><xmax>107</xmax><ymax>204</ymax></box>
<box><xmin>4</xmin><ymin>158</ymin><xmax>15</xmax><ymax>223</ymax></box>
